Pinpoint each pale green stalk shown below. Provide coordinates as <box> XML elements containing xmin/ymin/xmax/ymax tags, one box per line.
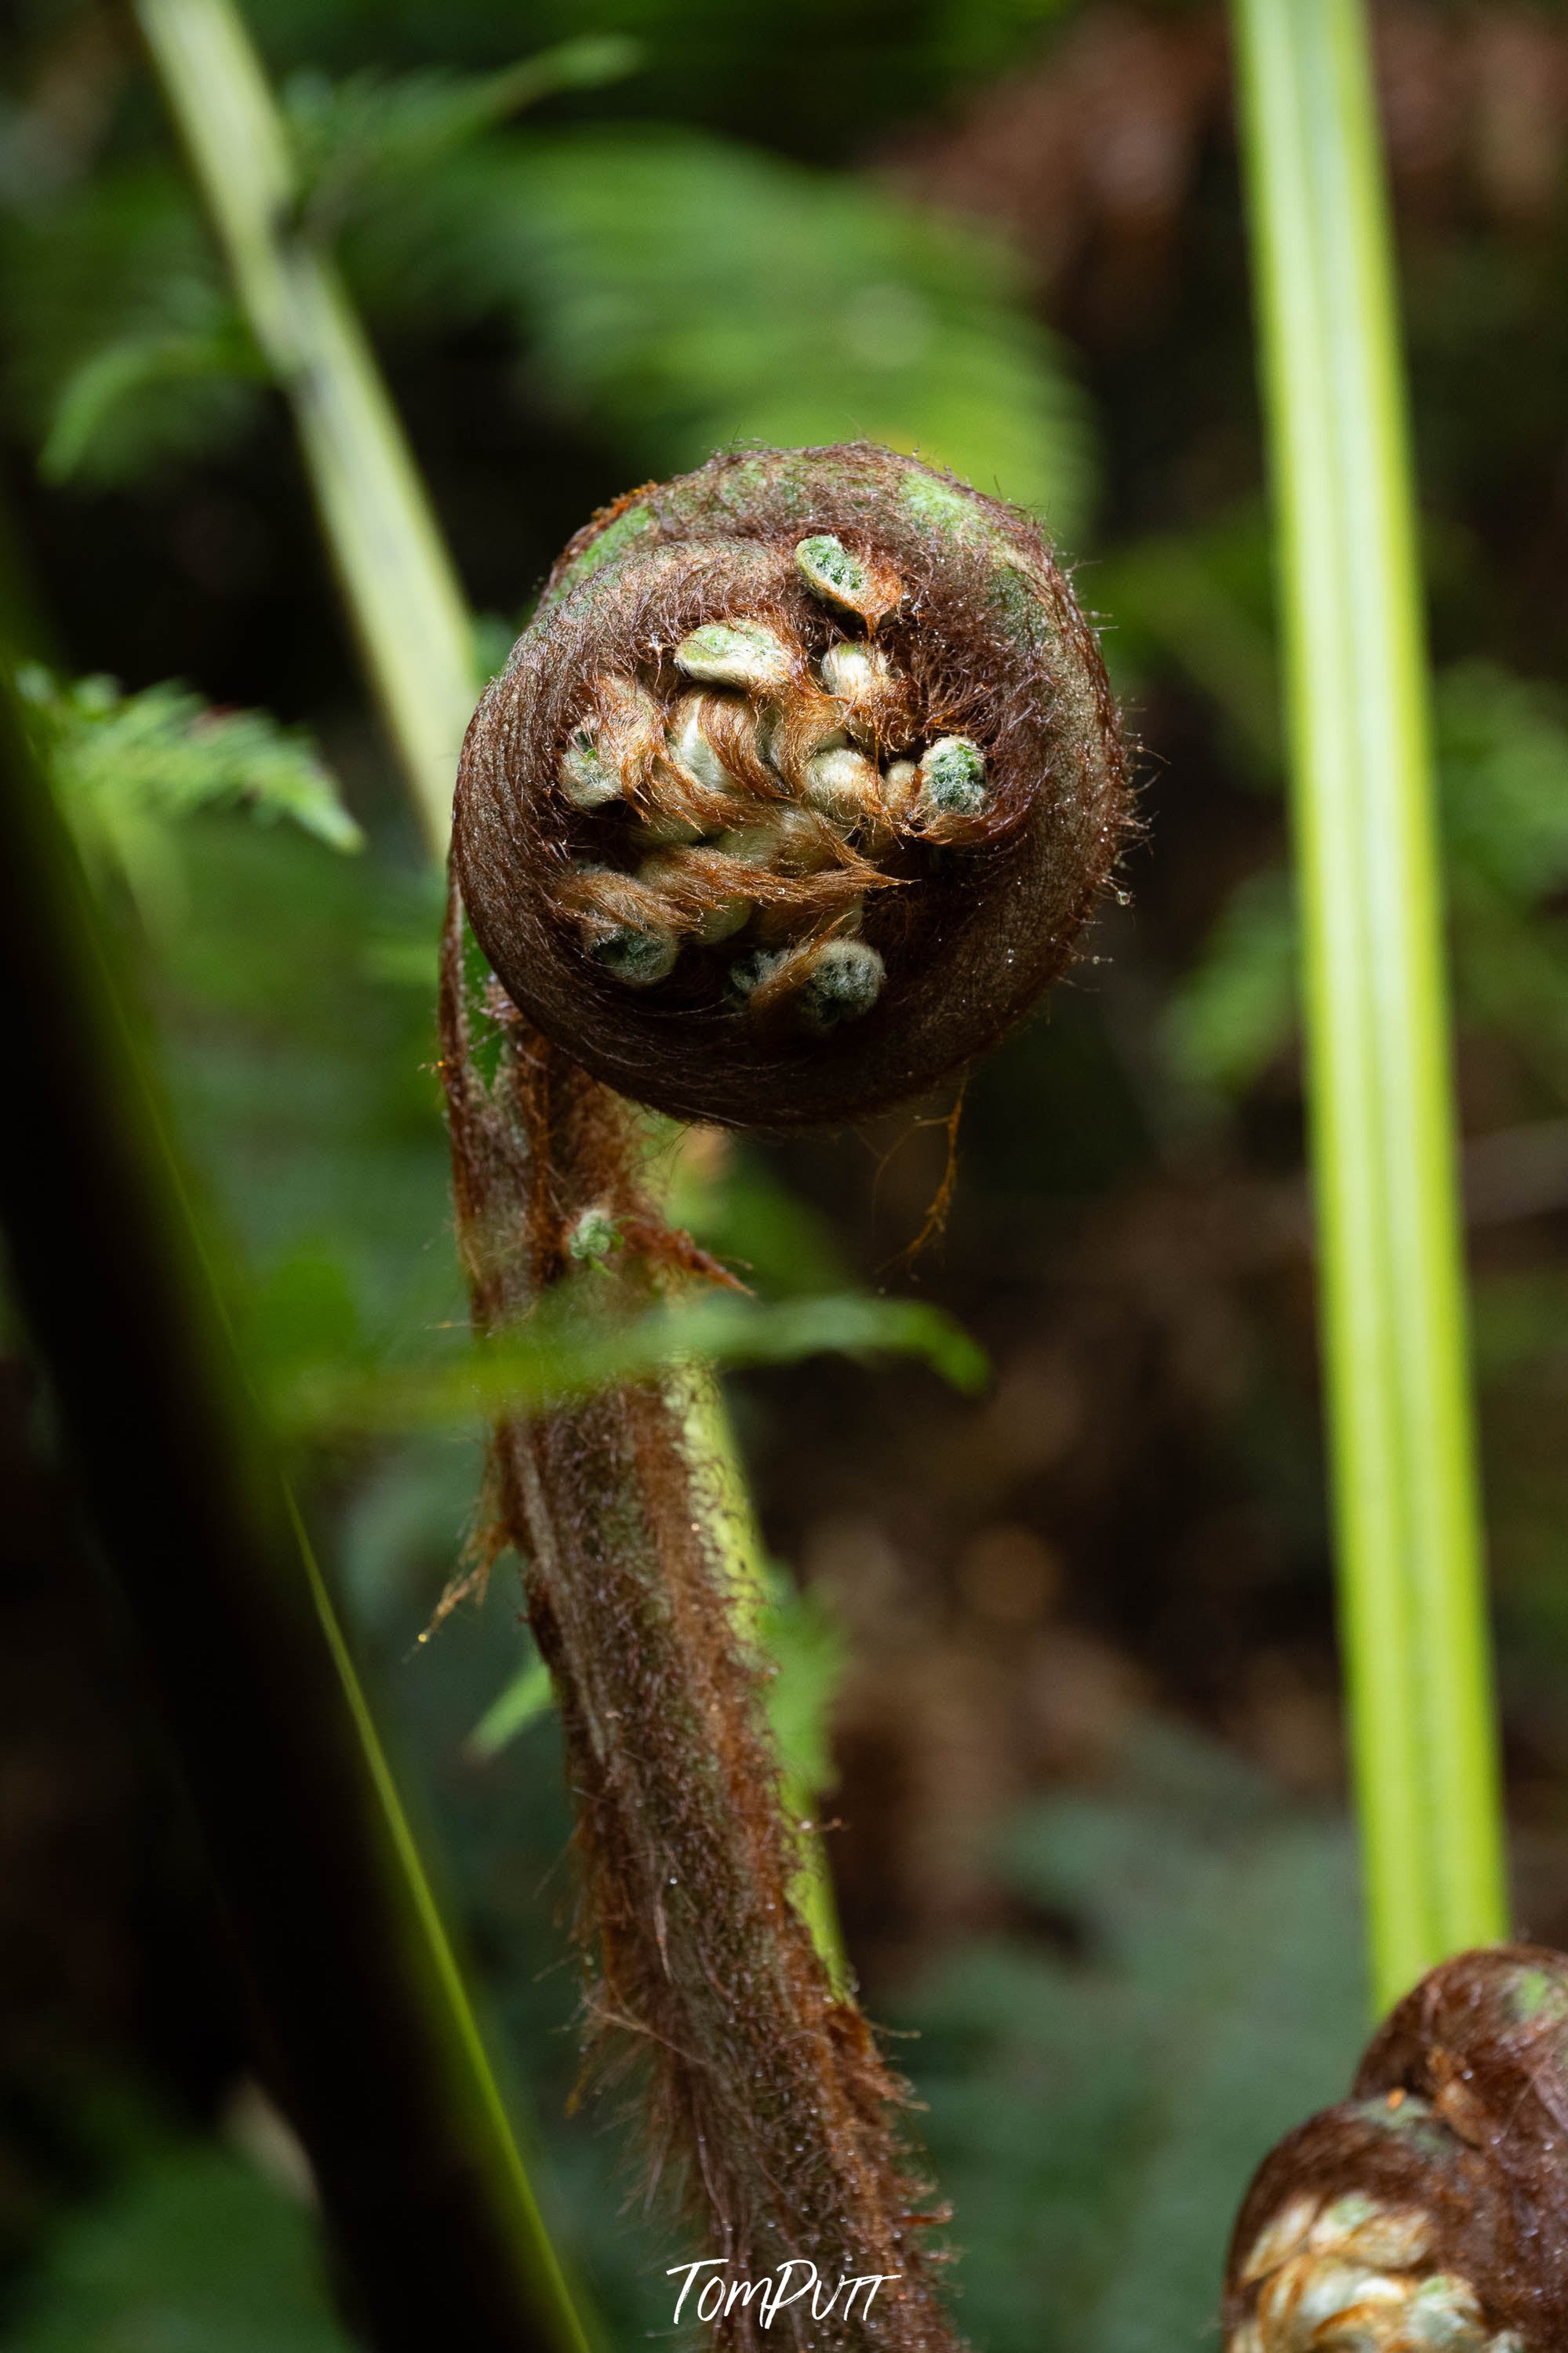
<box><xmin>1230</xmin><ymin>0</ymin><xmax>1508</xmax><ymax>2006</ymax></box>
<box><xmin>134</xmin><ymin>0</ymin><xmax>475</xmax><ymax>855</ymax></box>
<box><xmin>137</xmin><ymin>0</ymin><xmax>846</xmax><ymax>1983</ymax></box>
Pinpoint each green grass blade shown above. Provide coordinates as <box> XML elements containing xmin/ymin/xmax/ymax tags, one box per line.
<box><xmin>0</xmin><ymin>671</ymin><xmax>591</xmax><ymax>2353</ymax></box>
<box><xmin>1230</xmin><ymin>0</ymin><xmax>1508</xmax><ymax>2006</ymax></box>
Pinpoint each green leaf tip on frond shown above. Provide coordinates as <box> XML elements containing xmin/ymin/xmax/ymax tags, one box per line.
<box><xmin>15</xmin><ymin>664</ymin><xmax>360</xmax><ymax>921</ymax></box>
<box><xmin>467</xmin><ymin>1653</ymin><xmax>555</xmax><ymax>1761</ymax></box>
<box><xmin>3</xmin><ymin>166</ymin><xmax>264</xmax><ymax>487</ymax></box>
<box><xmin>566</xmin><ymin>1205</ymin><xmax>622</xmax><ymax>1266</ymax></box>
<box><xmin>39</xmin><ymin>319</ymin><xmax>266</xmax><ymax>485</ymax></box>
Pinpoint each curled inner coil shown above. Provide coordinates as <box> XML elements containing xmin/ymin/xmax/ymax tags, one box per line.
<box><xmin>551</xmin><ymin>535</ymin><xmax>1004</xmax><ymax>1040</ymax></box>
<box><xmin>455</xmin><ymin>443</ymin><xmax>1129</xmax><ymax>1129</ymax></box>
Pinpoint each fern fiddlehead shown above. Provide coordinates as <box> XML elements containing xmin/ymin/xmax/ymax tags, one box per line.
<box><xmin>442</xmin><ymin>443</ymin><xmax>1128</xmax><ymax>2349</ymax></box>
<box><xmin>456</xmin><ymin>441</ymin><xmax>1126</xmax><ymax>1128</ymax></box>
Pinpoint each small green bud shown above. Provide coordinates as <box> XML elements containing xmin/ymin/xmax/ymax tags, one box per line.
<box><xmin>634</xmin><ymin>811</ymin><xmax>708</xmax><ymax>848</ymax></box>
<box><xmin>1319</xmin><ymin>2201</ymin><xmax>1432</xmax><ymax>2270</ymax></box>
<box><xmin>795</xmin><ymin>534</ymin><xmax>869</xmax><ymax>607</ymax></box>
<box><xmin>1238</xmin><ymin>2196</ymin><xmax>1320</xmax><ymax>2286</ymax></box>
<box><xmin>675</xmin><ymin>621</ymin><xmax>792</xmax><ymax>694</ymax></box>
<box><xmin>1278</xmin><ymin>2264</ymin><xmax>1401</xmax><ymax>2337</ymax></box>
<box><xmin>558</xmin><ymin>723</ymin><xmax>623</xmax><ymax>809</ymax></box>
<box><xmin>755</xmin><ymin>693</ymin><xmax>848</xmax><ymax>775</ymax></box>
<box><xmin>1315</xmin><ymin>2195</ymin><xmax>1382</xmax><ymax>2238</ymax></box>
<box><xmin>792</xmin><ymin>533</ymin><xmax>904</xmax><ymax>625</ymax></box>
<box><xmin>809</xmin><ymin>721</ymin><xmax>851</xmax><ymax>759</ymax></box>
<box><xmin>569</xmin><ymin>1206</ymin><xmax>621</xmax><ymax>1265</ymax></box>
<box><xmin>717</xmin><ymin>809</ymin><xmax>839</xmax><ymax>875</ymax></box>
<box><xmin>591</xmin><ymin>921</ymin><xmax>679</xmax><ymax>987</ymax></box>
<box><xmin>917</xmin><ymin>734</ymin><xmax>989</xmax><ymax>821</ymax></box>
<box><xmin>797</xmin><ymin>938</ymin><xmax>885</xmax><ymax>1032</ymax></box>
<box><xmin>753</xmin><ymin>702</ymin><xmax>783</xmax><ymax>775</ymax></box>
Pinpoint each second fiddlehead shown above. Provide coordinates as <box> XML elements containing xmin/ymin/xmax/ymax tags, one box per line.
<box><xmin>1223</xmin><ymin>1946</ymin><xmax>1568</xmax><ymax>2352</ymax></box>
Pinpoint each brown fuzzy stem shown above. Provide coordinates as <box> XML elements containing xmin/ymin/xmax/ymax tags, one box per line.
<box><xmin>438</xmin><ymin>443</ymin><xmax>1128</xmax><ymax>2342</ymax></box>
<box><xmin>439</xmin><ymin>885</ymin><xmax>961</xmax><ymax>2353</ymax></box>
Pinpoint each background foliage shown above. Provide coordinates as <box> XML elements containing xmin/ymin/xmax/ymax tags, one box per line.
<box><xmin>4</xmin><ymin>0</ymin><xmax>1568</xmax><ymax>2345</ymax></box>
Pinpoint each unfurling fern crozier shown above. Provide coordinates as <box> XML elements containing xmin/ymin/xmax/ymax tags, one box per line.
<box><xmin>456</xmin><ymin>443</ymin><xmax>1128</xmax><ymax>1127</ymax></box>
<box><xmin>442</xmin><ymin>446</ymin><xmax>1129</xmax><ymax>2352</ymax></box>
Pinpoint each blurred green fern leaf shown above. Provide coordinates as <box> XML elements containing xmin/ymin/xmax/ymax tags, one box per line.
<box><xmin>16</xmin><ymin>664</ymin><xmax>360</xmax><ymax>923</ymax></box>
<box><xmin>1162</xmin><ymin>867</ymin><xmax>1297</xmax><ymax>1096</ymax></box>
<box><xmin>40</xmin><ymin>319</ymin><xmax>265</xmax><ymax>485</ymax></box>
<box><xmin>7</xmin><ymin>97</ymin><xmax>1092</xmax><ymax>533</ymax></box>
<box><xmin>460</xmin><ymin>129</ymin><xmax>1093</xmax><ymax>530</ymax></box>
<box><xmin>285</xmin><ymin>38</ymin><xmax>642</xmax><ymax>236</ymax></box>
<box><xmin>263</xmin><ymin>1283</ymin><xmax>988</xmax><ymax>1441</ymax></box>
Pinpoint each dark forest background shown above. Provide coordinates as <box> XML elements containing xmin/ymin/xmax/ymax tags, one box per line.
<box><xmin>5</xmin><ymin>1</ymin><xmax>1568</xmax><ymax>2344</ymax></box>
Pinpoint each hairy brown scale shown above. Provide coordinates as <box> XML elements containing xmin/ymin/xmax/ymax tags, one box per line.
<box><xmin>456</xmin><ymin>443</ymin><xmax>1129</xmax><ymax>1127</ymax></box>
<box><xmin>1222</xmin><ymin>1946</ymin><xmax>1568</xmax><ymax>2351</ymax></box>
